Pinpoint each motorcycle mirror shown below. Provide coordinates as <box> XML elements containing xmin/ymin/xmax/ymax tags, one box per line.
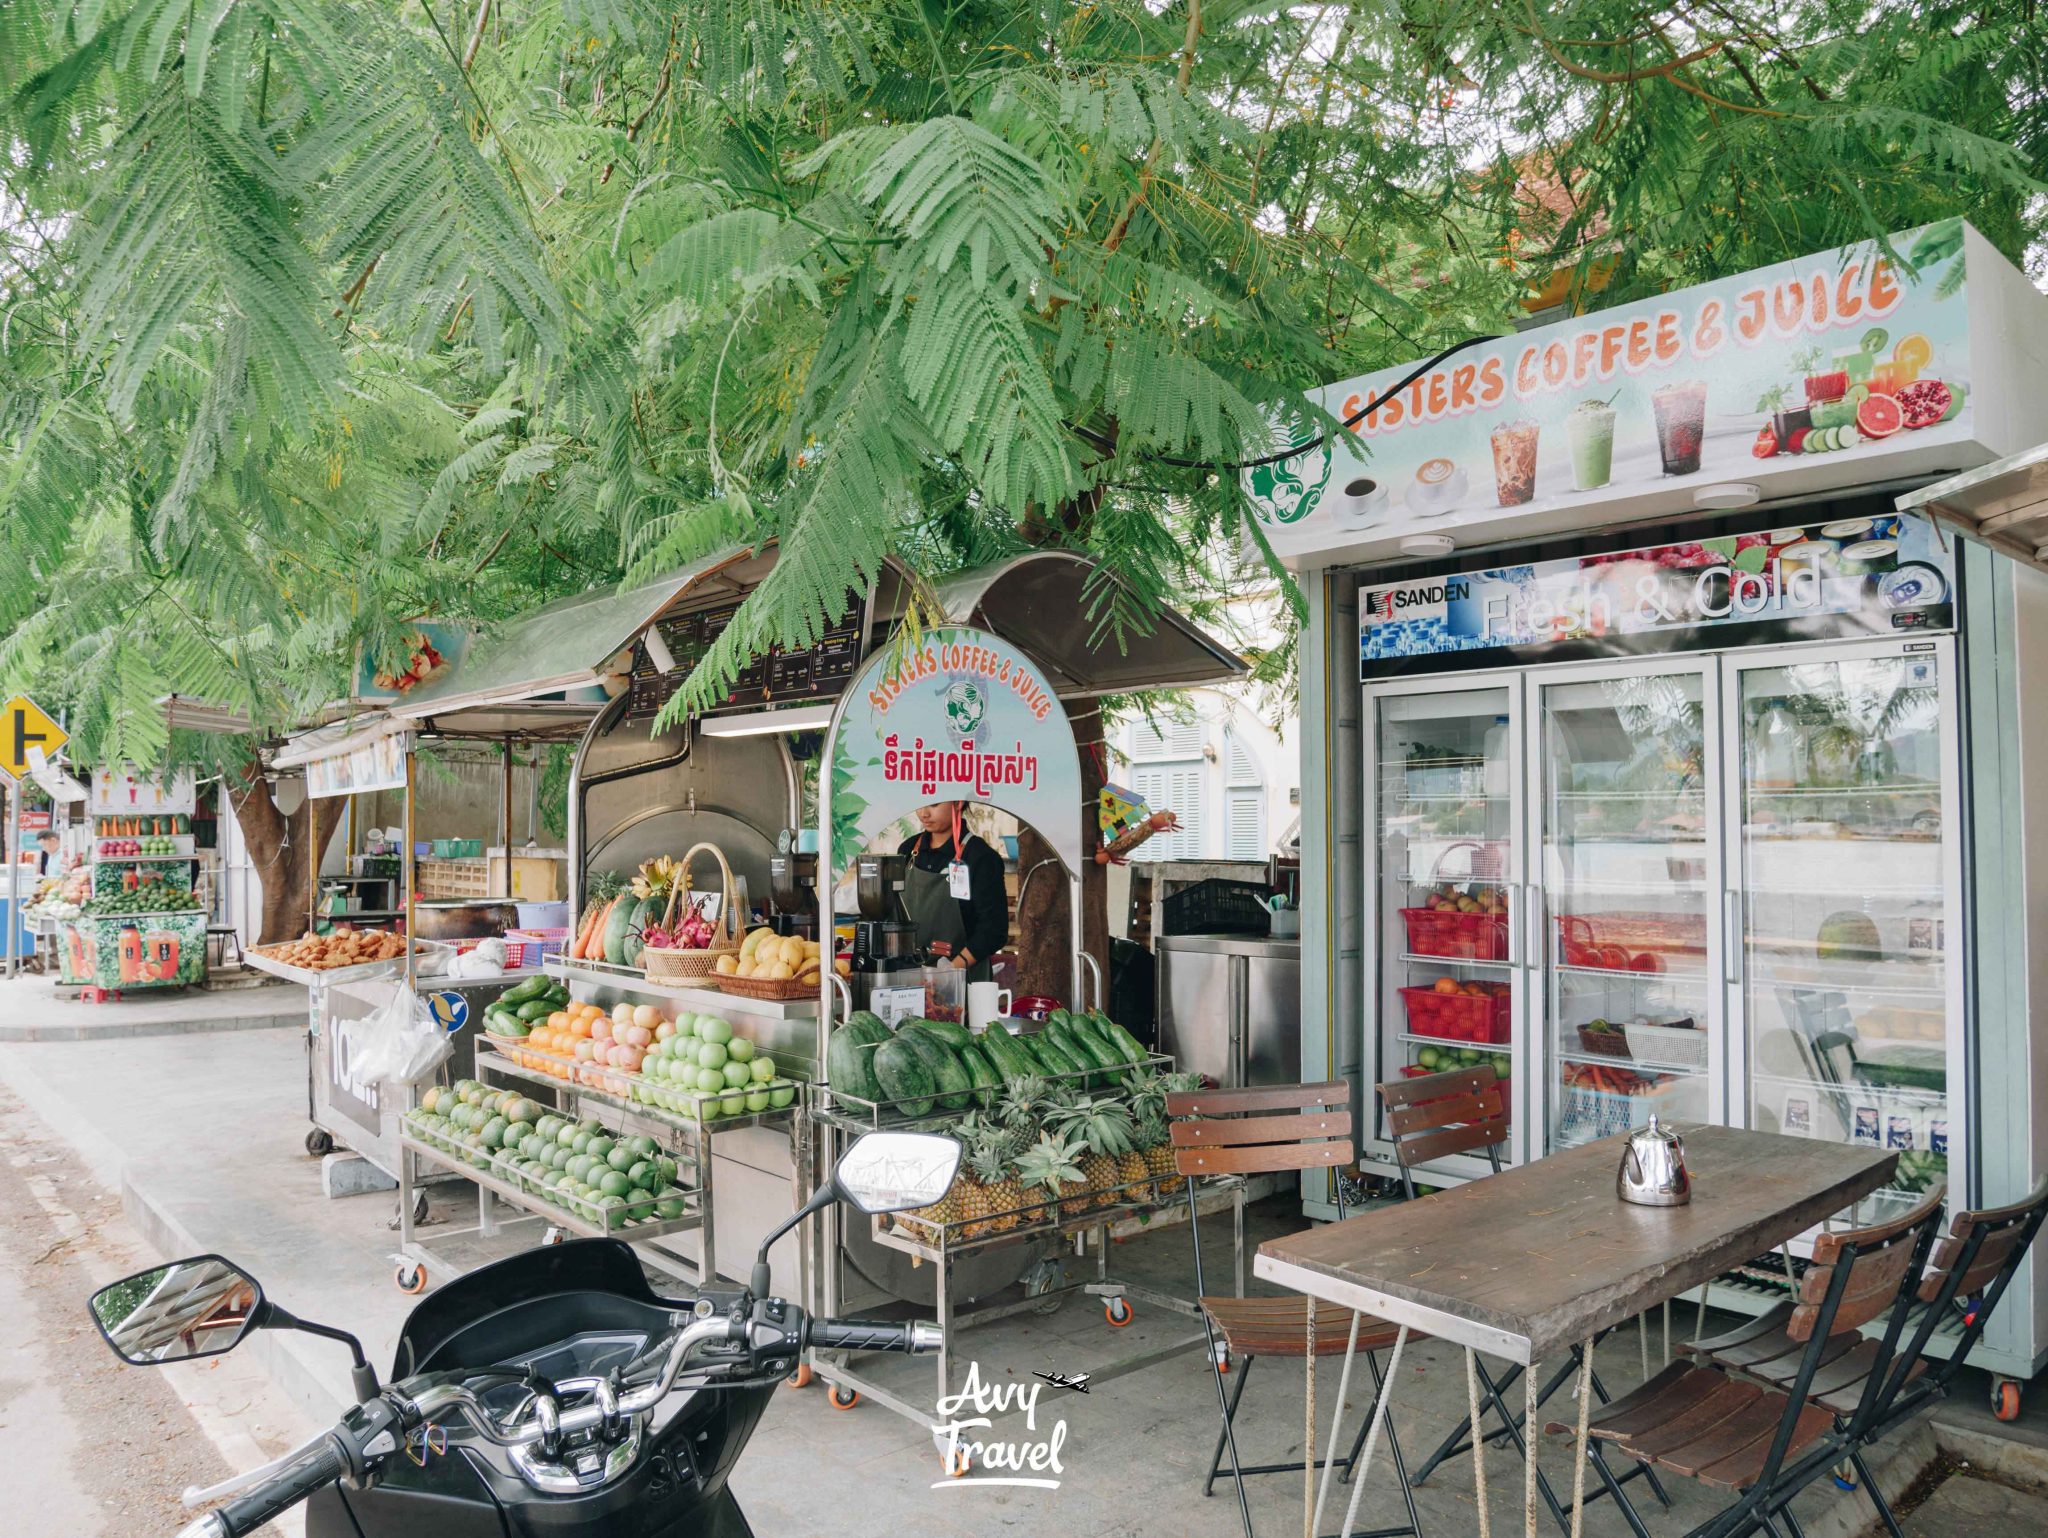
<box><xmin>833</xmin><ymin>1131</ymin><xmax>962</xmax><ymax>1215</ymax></box>
<box><xmin>89</xmin><ymin>1255</ymin><xmax>264</xmax><ymax>1367</ymax></box>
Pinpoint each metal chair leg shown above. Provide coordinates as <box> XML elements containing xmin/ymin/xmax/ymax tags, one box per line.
<box><xmin>1849</xmin><ymin>1449</ymin><xmax>1905</xmax><ymax>1538</ymax></box>
<box><xmin>1589</xmin><ymin>1442</ymin><xmax>1656</xmax><ymax>1538</ymax></box>
<box><xmin>1412</xmin><ymin>1357</ymin><xmax>1530</xmax><ymax>1484</ymax></box>
<box><xmin>1778</xmin><ymin>1504</ymin><xmax>1808</xmax><ymax>1538</ymax></box>
<box><xmin>1205</xmin><ymin>1352</ymin><xmax>1256</xmax><ymax>1496</ymax></box>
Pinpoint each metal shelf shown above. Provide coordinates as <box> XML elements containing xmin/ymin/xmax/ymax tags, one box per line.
<box><xmin>93</xmin><ymin>853</ymin><xmax>199</xmax><ymax>863</ymax></box>
<box><xmin>813</xmin><ymin>1050</ymin><xmax>1176</xmax><ymax>1133</ymax></box>
<box><xmin>1399</xmin><ymin>952</ymin><xmax>1514</xmax><ymax>970</ymax></box>
<box><xmin>1553</xmin><ymin>1047</ymin><xmax>1703</xmax><ymax>1076</ymax></box>
<box><xmin>398</xmin><ymin>1134</ymin><xmax>705</xmax><ymax>1242</ymax></box>
<box><xmin>1553</xmin><ymin>962</ymin><xmax>1710</xmax><ymax>984</ymax></box>
<box><xmin>475</xmin><ymin>1037</ymin><xmax>800</xmax><ymax>1137</ymax></box>
<box><xmin>1395</xmin><ymin>1030</ymin><xmax>1511</xmax><ymax>1051</ymax></box>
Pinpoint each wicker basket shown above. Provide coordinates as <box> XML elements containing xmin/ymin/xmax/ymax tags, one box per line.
<box><xmin>1576</xmin><ymin>1024</ymin><xmax>1635</xmax><ymax>1059</ymax></box>
<box><xmin>717</xmin><ymin>971</ymin><xmax>826</xmax><ymax>1001</ymax></box>
<box><xmin>639</xmin><ymin>842</ymin><xmax>742</xmax><ymax>981</ymax></box>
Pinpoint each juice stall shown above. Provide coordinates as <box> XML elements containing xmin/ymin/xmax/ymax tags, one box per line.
<box><xmin>1247</xmin><ymin>220</ymin><xmax>2048</xmax><ymax>1411</ymax></box>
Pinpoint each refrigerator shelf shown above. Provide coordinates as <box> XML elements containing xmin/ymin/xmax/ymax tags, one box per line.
<box><xmin>1553</xmin><ymin>962</ymin><xmax>1710</xmax><ymax>984</ymax></box>
<box><xmin>1753</xmin><ymin>1071</ymin><xmax>1948</xmax><ymax>1107</ymax></box>
<box><xmin>1747</xmin><ymin>782</ymin><xmax>1940</xmax><ymax>799</ymax></box>
<box><xmin>1554</xmin><ymin>1048</ymin><xmax>1703</xmax><ymax>1077</ymax></box>
<box><xmin>1399</xmin><ymin>952</ymin><xmax>1514</xmax><ymax>970</ymax></box>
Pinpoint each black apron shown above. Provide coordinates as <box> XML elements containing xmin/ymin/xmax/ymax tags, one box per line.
<box><xmin>901</xmin><ymin>857</ymin><xmax>993</xmax><ymax>983</ymax></box>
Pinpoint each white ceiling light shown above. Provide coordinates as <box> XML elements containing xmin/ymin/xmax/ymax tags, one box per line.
<box><xmin>1400</xmin><ymin>533</ymin><xmax>1457</xmax><ymax>557</ymax></box>
<box><xmin>697</xmin><ymin>703</ymin><xmax>837</xmax><ymax>738</ymax></box>
<box><xmin>1693</xmin><ymin>483</ymin><xmax>1761</xmax><ymax>509</ymax></box>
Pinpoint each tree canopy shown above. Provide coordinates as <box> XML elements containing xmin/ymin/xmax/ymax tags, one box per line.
<box><xmin>2</xmin><ymin>0</ymin><xmax>2043</xmax><ymax>764</ymax></box>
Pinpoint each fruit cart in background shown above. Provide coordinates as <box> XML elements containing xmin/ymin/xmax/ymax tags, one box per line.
<box><xmin>57</xmin><ymin>764</ymin><xmax>203</xmax><ymax>1000</ymax></box>
<box><xmin>56</xmin><ymin>906</ymin><xmax>208</xmax><ymax>994</ymax></box>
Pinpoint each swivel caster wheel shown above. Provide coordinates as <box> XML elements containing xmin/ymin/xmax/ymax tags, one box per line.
<box><xmin>1993</xmin><ymin>1377</ymin><xmax>2023</xmax><ymax>1422</ymax></box>
<box><xmin>1105</xmin><ymin>1297</ymin><xmax>1134</xmax><ymax>1327</ymax></box>
<box><xmin>827</xmin><ymin>1385</ymin><xmax>860</xmax><ymax>1411</ymax></box>
<box><xmin>786</xmin><ymin>1363</ymin><xmax>814</xmax><ymax>1389</ymax></box>
<box><xmin>394</xmin><ymin>1263</ymin><xmax>428</xmax><ymax>1295</ymax></box>
<box><xmin>305</xmin><ymin>1128</ymin><xmax>334</xmax><ymax>1156</ymax></box>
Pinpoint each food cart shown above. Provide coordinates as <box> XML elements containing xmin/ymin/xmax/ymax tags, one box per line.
<box><xmin>542</xmin><ymin>547</ymin><xmax>1245</xmax><ymax>1428</ymax></box>
<box><xmin>56</xmin><ymin>766</ymin><xmax>205</xmax><ymax>998</ymax></box>
<box><xmin>1246</xmin><ymin>219</ymin><xmax>2048</xmax><ymax>1413</ymax></box>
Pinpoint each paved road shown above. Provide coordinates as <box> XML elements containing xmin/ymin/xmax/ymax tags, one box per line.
<box><xmin>0</xmin><ymin>1080</ymin><xmax>311</xmax><ymax>1536</ymax></box>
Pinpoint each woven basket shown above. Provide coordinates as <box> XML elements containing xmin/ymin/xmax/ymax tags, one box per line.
<box><xmin>1576</xmin><ymin>1024</ymin><xmax>1634</xmax><ymax>1059</ymax></box>
<box><xmin>717</xmin><ymin>971</ymin><xmax>825</xmax><ymax>1001</ymax></box>
<box><xmin>639</xmin><ymin>842</ymin><xmax>742</xmax><ymax>981</ymax></box>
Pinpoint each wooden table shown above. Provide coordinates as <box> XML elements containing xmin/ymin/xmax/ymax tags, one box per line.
<box><xmin>1253</xmin><ymin>1126</ymin><xmax>1898</xmax><ymax>1538</ymax></box>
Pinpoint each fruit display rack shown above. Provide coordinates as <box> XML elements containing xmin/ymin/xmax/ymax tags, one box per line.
<box><xmin>802</xmin><ymin>1048</ymin><xmax>1243</xmax><ymax>1440</ymax></box>
<box><xmin>392</xmin><ymin>1043</ymin><xmax>808</xmax><ymax>1294</ymax></box>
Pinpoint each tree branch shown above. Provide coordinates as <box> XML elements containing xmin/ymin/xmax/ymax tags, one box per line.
<box><xmin>462</xmin><ymin>0</ymin><xmax>491</xmax><ymax>70</ymax></box>
<box><xmin>1103</xmin><ymin>0</ymin><xmax>1202</xmax><ymax>255</ymax></box>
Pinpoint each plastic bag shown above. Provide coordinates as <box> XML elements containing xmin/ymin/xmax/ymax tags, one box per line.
<box><xmin>343</xmin><ymin>984</ymin><xmax>452</xmax><ymax>1086</ymax></box>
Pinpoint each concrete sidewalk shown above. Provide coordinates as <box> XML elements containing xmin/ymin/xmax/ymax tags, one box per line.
<box><xmin>0</xmin><ymin>970</ymin><xmax>304</xmax><ymax>1040</ymax></box>
<box><xmin>2</xmin><ymin>1024</ymin><xmax>2036</xmax><ymax>1537</ymax></box>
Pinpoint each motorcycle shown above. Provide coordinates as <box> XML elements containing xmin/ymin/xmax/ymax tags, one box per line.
<box><xmin>86</xmin><ymin>1130</ymin><xmax>959</xmax><ymax>1538</ymax></box>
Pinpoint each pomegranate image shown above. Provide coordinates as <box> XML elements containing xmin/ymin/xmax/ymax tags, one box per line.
<box><xmin>1896</xmin><ymin>379</ymin><xmax>1954</xmax><ymax>430</ymax></box>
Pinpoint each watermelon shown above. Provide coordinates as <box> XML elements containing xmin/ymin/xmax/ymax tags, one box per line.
<box><xmin>872</xmin><ymin>1037</ymin><xmax>935</xmax><ymax>1116</ymax></box>
<box><xmin>602</xmin><ymin>897</ymin><xmax>641</xmax><ymax>964</ymax></box>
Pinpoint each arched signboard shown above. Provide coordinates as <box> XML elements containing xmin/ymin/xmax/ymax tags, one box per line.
<box><xmin>821</xmin><ymin>627</ymin><xmax>1082</xmax><ymax>877</ymax></box>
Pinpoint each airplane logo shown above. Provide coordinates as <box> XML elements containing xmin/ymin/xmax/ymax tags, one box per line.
<box><xmin>1032</xmin><ymin>1370</ymin><xmax>1091</xmax><ymax>1394</ymax></box>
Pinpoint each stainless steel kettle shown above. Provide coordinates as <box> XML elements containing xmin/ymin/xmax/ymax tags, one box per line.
<box><xmin>1617</xmin><ymin>1115</ymin><xmax>1691</xmax><ymax>1207</ymax></box>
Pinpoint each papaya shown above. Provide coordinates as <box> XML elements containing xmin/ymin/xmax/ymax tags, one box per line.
<box><xmin>602</xmin><ymin>896</ymin><xmax>640</xmax><ymax>964</ymax></box>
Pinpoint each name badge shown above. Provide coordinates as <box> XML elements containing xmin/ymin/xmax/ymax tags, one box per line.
<box><xmin>948</xmin><ymin>861</ymin><xmax>972</xmax><ymax>899</ymax></box>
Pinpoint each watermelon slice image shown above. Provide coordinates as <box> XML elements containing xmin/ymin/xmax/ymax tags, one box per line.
<box><xmin>1855</xmin><ymin>392</ymin><xmax>1904</xmax><ymax>438</ymax></box>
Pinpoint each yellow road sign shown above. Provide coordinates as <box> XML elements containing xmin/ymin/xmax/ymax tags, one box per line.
<box><xmin>0</xmin><ymin>695</ymin><xmax>66</xmax><ymax>783</ymax></box>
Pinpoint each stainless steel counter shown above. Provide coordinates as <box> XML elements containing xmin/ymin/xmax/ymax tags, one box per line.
<box><xmin>1155</xmin><ymin>933</ymin><xmax>1300</xmax><ymax>1087</ymax></box>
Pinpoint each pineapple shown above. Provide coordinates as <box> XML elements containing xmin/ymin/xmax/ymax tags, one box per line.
<box><xmin>1125</xmin><ymin>1069</ymin><xmax>1178</xmax><ymax>1199</ymax></box>
<box><xmin>966</xmin><ymin>1118</ymin><xmax>1026</xmax><ymax>1234</ymax></box>
<box><xmin>1013</xmin><ymin>1132</ymin><xmax>1089</xmax><ymax>1223</ymax></box>
<box><xmin>898</xmin><ymin>1132</ymin><xmax>968</xmax><ymax>1243</ymax></box>
<box><xmin>953</xmin><ymin>1114</ymin><xmax>1001</xmax><ymax>1240</ymax></box>
<box><xmin>1048</xmin><ymin>1095</ymin><xmax>1137</xmax><ymax>1209</ymax></box>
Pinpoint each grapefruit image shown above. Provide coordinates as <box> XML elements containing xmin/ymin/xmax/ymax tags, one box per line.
<box><xmin>1855</xmin><ymin>392</ymin><xmax>1905</xmax><ymax>438</ymax></box>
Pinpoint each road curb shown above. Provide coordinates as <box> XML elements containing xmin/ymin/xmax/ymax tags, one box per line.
<box><xmin>0</xmin><ymin>1009</ymin><xmax>304</xmax><ymax>1042</ymax></box>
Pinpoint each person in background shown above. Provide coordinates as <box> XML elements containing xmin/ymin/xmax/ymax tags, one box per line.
<box><xmin>897</xmin><ymin>801</ymin><xmax>1007</xmax><ymax>982</ymax></box>
<box><xmin>35</xmin><ymin>830</ymin><xmax>65</xmax><ymax>876</ymax></box>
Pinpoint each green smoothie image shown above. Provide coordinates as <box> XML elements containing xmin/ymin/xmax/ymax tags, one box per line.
<box><xmin>1567</xmin><ymin>399</ymin><xmax>1616</xmax><ymax>491</ymax></box>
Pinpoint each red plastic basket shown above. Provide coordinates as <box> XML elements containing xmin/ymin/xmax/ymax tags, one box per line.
<box><xmin>504</xmin><ymin>926</ymin><xmax>570</xmax><ymax>970</ymax></box>
<box><xmin>1399</xmin><ymin>905</ymin><xmax>1509</xmax><ymax>961</ymax></box>
<box><xmin>1399</xmin><ymin>985</ymin><xmax>1512</xmax><ymax>1044</ymax></box>
<box><xmin>1555</xmin><ymin>913</ymin><xmax>1706</xmax><ymax>971</ymax></box>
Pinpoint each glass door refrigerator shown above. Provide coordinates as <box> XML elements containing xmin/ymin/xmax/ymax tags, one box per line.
<box><xmin>1723</xmin><ymin>638</ymin><xmax>1962</xmax><ymax>1224</ymax></box>
<box><xmin>1363</xmin><ymin>679</ymin><xmax>1528</xmax><ymax>1168</ymax></box>
<box><xmin>1529</xmin><ymin>662</ymin><xmax>1728</xmax><ymax>1156</ymax></box>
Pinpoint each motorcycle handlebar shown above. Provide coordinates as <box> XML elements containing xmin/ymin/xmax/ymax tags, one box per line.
<box><xmin>184</xmin><ymin>1436</ymin><xmax>348</xmax><ymax>1538</ymax></box>
<box><xmin>807</xmin><ymin>1318</ymin><xmax>945</xmax><ymax>1355</ymax></box>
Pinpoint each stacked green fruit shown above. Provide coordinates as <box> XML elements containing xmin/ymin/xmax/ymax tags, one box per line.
<box><xmin>82</xmin><ymin>883</ymin><xmax>201</xmax><ymax>915</ymax></box>
<box><xmin>404</xmin><ymin>1085</ymin><xmax>692</xmax><ymax>1227</ymax></box>
<box><xmin>634</xmin><ymin>1010</ymin><xmax>795</xmax><ymax>1119</ymax></box>
<box><xmin>830</xmin><ymin>1008</ymin><xmax>1150</xmax><ymax>1120</ymax></box>
<box><xmin>1413</xmin><ymin>1044</ymin><xmax>1510</xmax><ymax>1078</ymax></box>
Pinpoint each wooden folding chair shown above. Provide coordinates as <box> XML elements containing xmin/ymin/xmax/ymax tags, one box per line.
<box><xmin>1173</xmin><ymin>1079</ymin><xmax>1424</xmax><ymax>1538</ymax></box>
<box><xmin>1553</xmin><ymin>1187</ymin><xmax>1947</xmax><ymax>1538</ymax></box>
<box><xmin>1684</xmin><ymin>1176</ymin><xmax>2048</xmax><ymax>1535</ymax></box>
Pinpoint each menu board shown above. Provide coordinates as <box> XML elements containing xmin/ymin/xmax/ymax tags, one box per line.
<box><xmin>627</xmin><ymin>595</ymin><xmax>868</xmax><ymax>719</ymax></box>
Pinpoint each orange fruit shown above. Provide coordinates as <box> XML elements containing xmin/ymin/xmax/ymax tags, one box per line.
<box><xmin>1892</xmin><ymin>333</ymin><xmax>1931</xmax><ymax>377</ymax></box>
<box><xmin>1432</xmin><ymin>976</ymin><xmax>1461</xmax><ymax>995</ymax></box>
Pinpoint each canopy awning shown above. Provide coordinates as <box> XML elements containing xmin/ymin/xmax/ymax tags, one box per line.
<box><xmin>929</xmin><ymin>552</ymin><xmax>1247</xmax><ymax>696</ymax></box>
<box><xmin>1897</xmin><ymin>443</ymin><xmax>2048</xmax><ymax>572</ymax></box>
<box><xmin>385</xmin><ymin>549</ymin><xmax>752</xmax><ymax>726</ymax></box>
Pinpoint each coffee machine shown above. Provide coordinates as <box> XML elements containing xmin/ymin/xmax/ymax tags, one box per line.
<box><xmin>849</xmin><ymin>854</ymin><xmax>918</xmax><ymax>1014</ymax></box>
<box><xmin>767</xmin><ymin>834</ymin><xmax>818</xmax><ymax>939</ymax></box>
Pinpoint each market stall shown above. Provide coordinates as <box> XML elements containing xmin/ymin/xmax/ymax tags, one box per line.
<box><xmin>1248</xmin><ymin>218</ymin><xmax>2048</xmax><ymax>1412</ymax></box>
<box><xmin>543</xmin><ymin>547</ymin><xmax>1243</xmax><ymax>1428</ymax></box>
<box><xmin>51</xmin><ymin>766</ymin><xmax>206</xmax><ymax>998</ymax></box>
<box><xmin>802</xmin><ymin>622</ymin><xmax>1253</xmax><ymax>1434</ymax></box>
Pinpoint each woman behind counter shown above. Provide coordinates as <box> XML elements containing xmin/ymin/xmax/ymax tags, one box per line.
<box><xmin>897</xmin><ymin>801</ymin><xmax>1007</xmax><ymax>982</ymax></box>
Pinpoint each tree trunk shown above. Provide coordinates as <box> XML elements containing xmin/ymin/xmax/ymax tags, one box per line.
<box><xmin>226</xmin><ymin>756</ymin><xmax>344</xmax><ymax>944</ymax></box>
<box><xmin>1010</xmin><ymin>698</ymin><xmax>1109</xmax><ymax>1006</ymax></box>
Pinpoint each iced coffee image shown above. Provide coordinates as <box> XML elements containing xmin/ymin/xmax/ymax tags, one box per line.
<box><xmin>1490</xmin><ymin>419</ymin><xmax>1541</xmax><ymax>506</ymax></box>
